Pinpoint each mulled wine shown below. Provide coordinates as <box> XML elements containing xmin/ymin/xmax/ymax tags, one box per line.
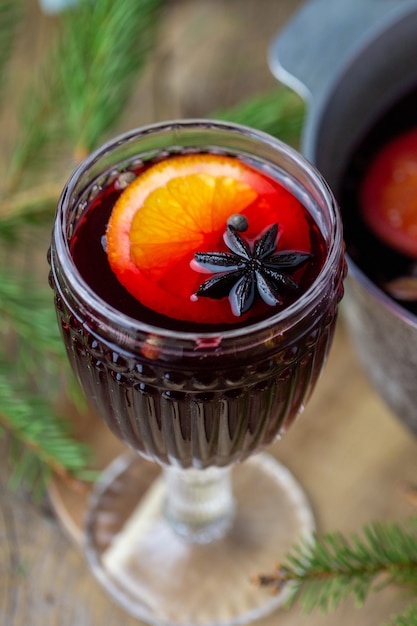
<box><xmin>50</xmin><ymin>133</ymin><xmax>344</xmax><ymax>469</ymax></box>
<box><xmin>339</xmin><ymin>85</ymin><xmax>417</xmax><ymax>315</ymax></box>
<box><xmin>49</xmin><ymin>121</ymin><xmax>345</xmax><ymax>625</ymax></box>
<box><xmin>70</xmin><ymin>156</ymin><xmax>326</xmax><ymax>332</ymax></box>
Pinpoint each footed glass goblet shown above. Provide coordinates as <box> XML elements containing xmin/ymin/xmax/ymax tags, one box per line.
<box><xmin>49</xmin><ymin>120</ymin><xmax>345</xmax><ymax>626</ymax></box>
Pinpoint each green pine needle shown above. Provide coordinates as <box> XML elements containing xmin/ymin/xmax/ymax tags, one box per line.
<box><xmin>6</xmin><ymin>72</ymin><xmax>66</xmax><ymax>192</ymax></box>
<box><xmin>0</xmin><ymin>364</ymin><xmax>93</xmax><ymax>492</ymax></box>
<box><xmin>0</xmin><ymin>184</ymin><xmax>60</xmax><ymax>241</ymax></box>
<box><xmin>56</xmin><ymin>0</ymin><xmax>166</xmax><ymax>156</ymax></box>
<box><xmin>386</xmin><ymin>602</ymin><xmax>417</xmax><ymax>626</ymax></box>
<box><xmin>213</xmin><ymin>87</ymin><xmax>305</xmax><ymax>147</ymax></box>
<box><xmin>0</xmin><ymin>268</ymin><xmax>65</xmax><ymax>365</ymax></box>
<box><xmin>258</xmin><ymin>521</ymin><xmax>417</xmax><ymax>616</ymax></box>
<box><xmin>0</xmin><ymin>265</ymin><xmax>90</xmax><ymax>490</ymax></box>
<box><xmin>1</xmin><ymin>0</ymin><xmax>170</xmax><ymax>494</ymax></box>
<box><xmin>0</xmin><ymin>0</ymin><xmax>22</xmax><ymax>108</ymax></box>
<box><xmin>8</xmin><ymin>0</ymin><xmax>165</xmax><ymax>191</ymax></box>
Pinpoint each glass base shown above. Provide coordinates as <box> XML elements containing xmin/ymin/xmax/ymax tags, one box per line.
<box><xmin>84</xmin><ymin>452</ymin><xmax>315</xmax><ymax>626</ymax></box>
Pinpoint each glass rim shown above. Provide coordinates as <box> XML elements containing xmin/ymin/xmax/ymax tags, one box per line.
<box><xmin>52</xmin><ymin>118</ymin><xmax>344</xmax><ymax>343</ymax></box>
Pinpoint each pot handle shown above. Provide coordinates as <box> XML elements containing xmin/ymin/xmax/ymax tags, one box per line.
<box><xmin>269</xmin><ymin>0</ymin><xmax>417</xmax><ymax>103</ymax></box>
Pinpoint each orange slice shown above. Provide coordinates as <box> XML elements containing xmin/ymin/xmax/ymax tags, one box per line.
<box><xmin>106</xmin><ymin>153</ymin><xmax>312</xmax><ymax>324</ymax></box>
<box><xmin>361</xmin><ymin>127</ymin><xmax>417</xmax><ymax>259</ymax></box>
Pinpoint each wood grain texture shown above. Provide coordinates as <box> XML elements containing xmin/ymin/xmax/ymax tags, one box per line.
<box><xmin>2</xmin><ymin>1</ymin><xmax>417</xmax><ymax>625</ymax></box>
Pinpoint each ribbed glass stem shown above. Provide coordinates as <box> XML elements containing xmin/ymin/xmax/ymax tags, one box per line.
<box><xmin>163</xmin><ymin>465</ymin><xmax>235</xmax><ymax>543</ymax></box>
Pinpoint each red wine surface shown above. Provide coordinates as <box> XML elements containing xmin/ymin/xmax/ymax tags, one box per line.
<box><xmin>339</xmin><ymin>86</ymin><xmax>417</xmax><ymax>314</ymax></box>
<box><xmin>51</xmin><ymin>153</ymin><xmax>342</xmax><ymax>467</ymax></box>
<box><xmin>70</xmin><ymin>155</ymin><xmax>326</xmax><ymax>332</ymax></box>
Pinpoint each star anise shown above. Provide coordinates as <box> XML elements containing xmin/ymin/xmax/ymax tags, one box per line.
<box><xmin>193</xmin><ymin>223</ymin><xmax>312</xmax><ymax>316</ymax></box>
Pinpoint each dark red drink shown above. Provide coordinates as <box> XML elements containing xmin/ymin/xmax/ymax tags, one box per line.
<box><xmin>50</xmin><ymin>123</ymin><xmax>345</xmax><ymax>469</ymax></box>
<box><xmin>48</xmin><ymin>121</ymin><xmax>345</xmax><ymax>625</ymax></box>
<box><xmin>339</xmin><ymin>85</ymin><xmax>417</xmax><ymax>314</ymax></box>
<box><xmin>70</xmin><ymin>156</ymin><xmax>327</xmax><ymax>332</ymax></box>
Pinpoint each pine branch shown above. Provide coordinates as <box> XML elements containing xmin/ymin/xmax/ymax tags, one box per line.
<box><xmin>0</xmin><ymin>1</ymin><xmax>170</xmax><ymax>493</ymax></box>
<box><xmin>0</xmin><ymin>258</ymin><xmax>86</xmax><ymax>408</ymax></box>
<box><xmin>55</xmin><ymin>0</ymin><xmax>166</xmax><ymax>158</ymax></box>
<box><xmin>256</xmin><ymin>520</ymin><xmax>417</xmax><ymax>616</ymax></box>
<box><xmin>0</xmin><ymin>268</ymin><xmax>65</xmax><ymax>364</ymax></box>
<box><xmin>0</xmin><ymin>0</ymin><xmax>22</xmax><ymax>108</ymax></box>
<box><xmin>7</xmin><ymin>0</ymin><xmax>165</xmax><ymax>192</ymax></box>
<box><xmin>0</xmin><ymin>365</ymin><xmax>94</xmax><ymax>495</ymax></box>
<box><xmin>387</xmin><ymin>602</ymin><xmax>417</xmax><ymax>626</ymax></box>
<box><xmin>0</xmin><ymin>183</ymin><xmax>62</xmax><ymax>242</ymax></box>
<box><xmin>0</xmin><ymin>0</ymin><xmax>174</xmax><ymax>495</ymax></box>
<box><xmin>0</xmin><ymin>264</ymin><xmax>91</xmax><ymax>491</ymax></box>
<box><xmin>6</xmin><ymin>77</ymin><xmax>66</xmax><ymax>193</ymax></box>
<box><xmin>212</xmin><ymin>87</ymin><xmax>305</xmax><ymax>147</ymax></box>
<box><xmin>5</xmin><ymin>3</ymin><xmax>66</xmax><ymax>193</ymax></box>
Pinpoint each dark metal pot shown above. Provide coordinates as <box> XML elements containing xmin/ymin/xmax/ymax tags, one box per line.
<box><xmin>269</xmin><ymin>0</ymin><xmax>417</xmax><ymax>434</ymax></box>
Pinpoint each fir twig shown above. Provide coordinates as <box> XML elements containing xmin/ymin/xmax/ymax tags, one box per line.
<box><xmin>7</xmin><ymin>0</ymin><xmax>165</xmax><ymax>191</ymax></box>
<box><xmin>0</xmin><ymin>264</ymin><xmax>90</xmax><ymax>490</ymax></box>
<box><xmin>55</xmin><ymin>0</ymin><xmax>166</xmax><ymax>158</ymax></box>
<box><xmin>0</xmin><ymin>268</ymin><xmax>65</xmax><ymax>364</ymax></box>
<box><xmin>0</xmin><ymin>367</ymin><xmax>94</xmax><ymax>496</ymax></box>
<box><xmin>1</xmin><ymin>0</ymin><xmax>168</xmax><ymax>493</ymax></box>
<box><xmin>257</xmin><ymin>521</ymin><xmax>417</xmax><ymax>616</ymax></box>
<box><xmin>213</xmin><ymin>87</ymin><xmax>305</xmax><ymax>147</ymax></box>
<box><xmin>0</xmin><ymin>182</ymin><xmax>62</xmax><ymax>241</ymax></box>
<box><xmin>6</xmin><ymin>71</ymin><xmax>65</xmax><ymax>193</ymax></box>
<box><xmin>5</xmin><ymin>3</ymin><xmax>65</xmax><ymax>194</ymax></box>
<box><xmin>0</xmin><ymin>0</ymin><xmax>21</xmax><ymax>108</ymax></box>
<box><xmin>386</xmin><ymin>601</ymin><xmax>417</xmax><ymax>626</ymax></box>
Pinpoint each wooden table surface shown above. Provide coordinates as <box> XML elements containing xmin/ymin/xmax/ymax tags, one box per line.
<box><xmin>2</xmin><ymin>2</ymin><xmax>417</xmax><ymax>625</ymax></box>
